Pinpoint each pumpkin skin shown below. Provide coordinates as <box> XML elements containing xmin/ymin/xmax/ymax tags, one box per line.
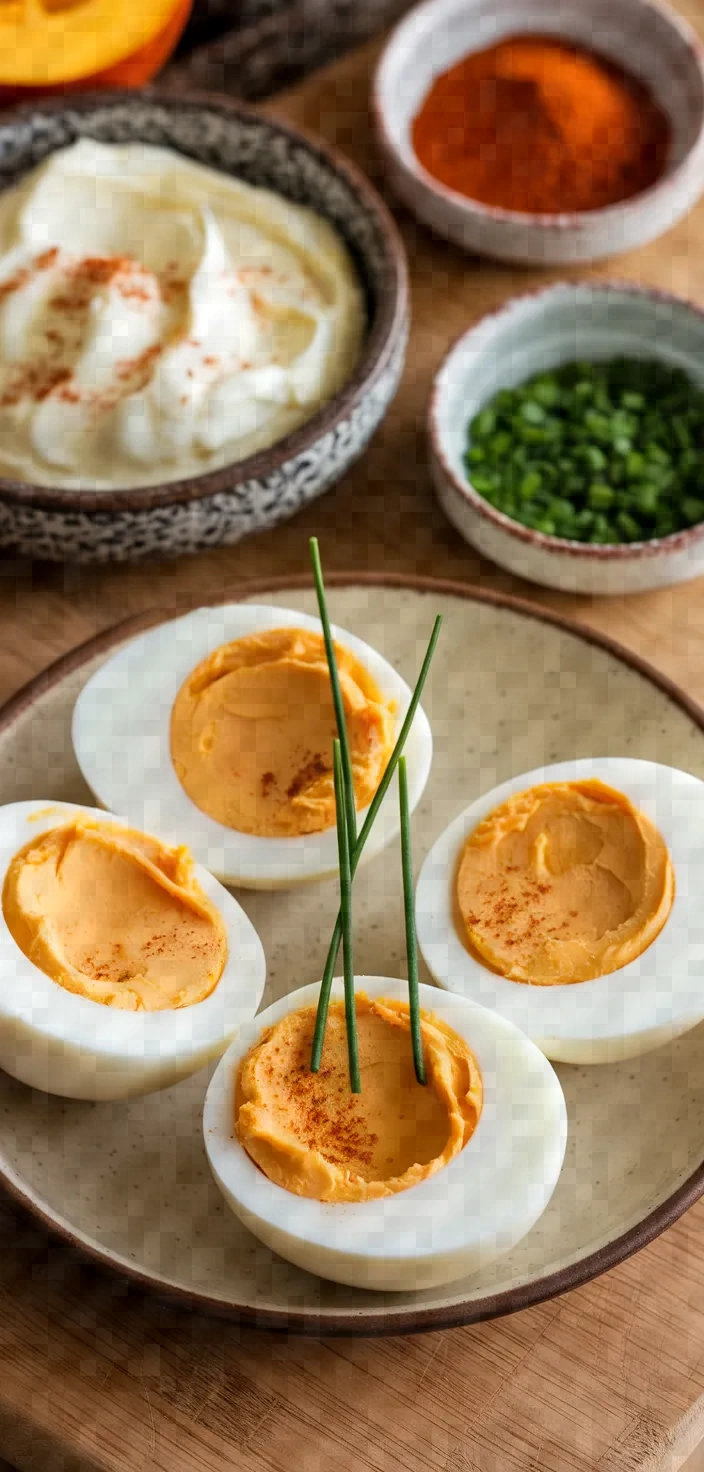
<box><xmin>0</xmin><ymin>0</ymin><xmax>191</xmax><ymax>100</ymax></box>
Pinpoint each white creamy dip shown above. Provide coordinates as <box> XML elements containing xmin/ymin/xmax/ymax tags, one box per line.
<box><xmin>0</xmin><ymin>140</ymin><xmax>366</xmax><ymax>490</ymax></box>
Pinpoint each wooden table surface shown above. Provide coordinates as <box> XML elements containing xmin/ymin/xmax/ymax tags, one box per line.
<box><xmin>5</xmin><ymin>12</ymin><xmax>704</xmax><ymax>1470</ymax></box>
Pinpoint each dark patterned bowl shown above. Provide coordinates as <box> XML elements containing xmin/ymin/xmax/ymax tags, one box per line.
<box><xmin>0</xmin><ymin>90</ymin><xmax>408</xmax><ymax>562</ymax></box>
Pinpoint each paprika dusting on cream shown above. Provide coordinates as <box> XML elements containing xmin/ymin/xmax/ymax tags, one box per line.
<box><xmin>411</xmin><ymin>35</ymin><xmax>671</xmax><ymax>214</ymax></box>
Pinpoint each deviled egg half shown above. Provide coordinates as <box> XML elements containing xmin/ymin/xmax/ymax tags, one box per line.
<box><xmin>0</xmin><ymin>801</ymin><xmax>265</xmax><ymax>1099</ymax></box>
<box><xmin>416</xmin><ymin>758</ymin><xmax>704</xmax><ymax>1064</ymax></box>
<box><xmin>72</xmin><ymin>604</ymin><xmax>433</xmax><ymax>889</ymax></box>
<box><xmin>203</xmin><ymin>976</ymin><xmax>567</xmax><ymax>1292</ymax></box>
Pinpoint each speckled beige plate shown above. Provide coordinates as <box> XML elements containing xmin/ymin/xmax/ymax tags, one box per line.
<box><xmin>2</xmin><ymin>575</ymin><xmax>704</xmax><ymax>1336</ymax></box>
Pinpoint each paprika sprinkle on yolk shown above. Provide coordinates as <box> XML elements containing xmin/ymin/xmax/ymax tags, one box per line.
<box><xmin>170</xmin><ymin>628</ymin><xmax>396</xmax><ymax>839</ymax></box>
<box><xmin>411</xmin><ymin>35</ymin><xmax>671</xmax><ymax>215</ymax></box>
<box><xmin>456</xmin><ymin>780</ymin><xmax>674</xmax><ymax>986</ymax></box>
<box><xmin>2</xmin><ymin>818</ymin><xmax>228</xmax><ymax>1011</ymax></box>
<box><xmin>235</xmin><ymin>996</ymin><xmax>482</xmax><ymax>1202</ymax></box>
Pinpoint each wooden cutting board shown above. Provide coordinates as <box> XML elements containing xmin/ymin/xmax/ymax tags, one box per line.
<box><xmin>5</xmin><ymin>8</ymin><xmax>704</xmax><ymax>1468</ymax></box>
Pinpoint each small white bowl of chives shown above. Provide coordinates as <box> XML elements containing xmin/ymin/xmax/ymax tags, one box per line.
<box><xmin>429</xmin><ymin>281</ymin><xmax>704</xmax><ymax>596</ymax></box>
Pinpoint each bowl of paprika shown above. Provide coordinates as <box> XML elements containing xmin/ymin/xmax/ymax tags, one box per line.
<box><xmin>374</xmin><ymin>0</ymin><xmax>704</xmax><ymax>265</ymax></box>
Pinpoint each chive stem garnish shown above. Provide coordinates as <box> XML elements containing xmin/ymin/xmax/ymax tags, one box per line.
<box><xmin>333</xmin><ymin>738</ymin><xmax>361</xmax><ymax>1093</ymax></box>
<box><xmin>399</xmin><ymin>754</ymin><xmax>425</xmax><ymax>1085</ymax></box>
<box><xmin>310</xmin><ymin>613</ymin><xmax>442</xmax><ymax>1073</ymax></box>
<box><xmin>309</xmin><ymin>536</ymin><xmax>356</xmax><ymax>845</ymax></box>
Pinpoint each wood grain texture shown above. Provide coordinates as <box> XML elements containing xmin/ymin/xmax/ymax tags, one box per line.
<box><xmin>4</xmin><ymin>10</ymin><xmax>704</xmax><ymax>1468</ymax></box>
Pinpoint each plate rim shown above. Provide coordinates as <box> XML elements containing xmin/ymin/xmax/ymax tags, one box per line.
<box><xmin>2</xmin><ymin>569</ymin><xmax>704</xmax><ymax>1337</ymax></box>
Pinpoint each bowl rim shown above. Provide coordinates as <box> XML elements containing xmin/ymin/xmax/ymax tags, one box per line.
<box><xmin>373</xmin><ymin>0</ymin><xmax>704</xmax><ymax>230</ymax></box>
<box><xmin>0</xmin><ymin>85</ymin><xmax>408</xmax><ymax>514</ymax></box>
<box><xmin>428</xmin><ymin>279</ymin><xmax>704</xmax><ymax>563</ymax></box>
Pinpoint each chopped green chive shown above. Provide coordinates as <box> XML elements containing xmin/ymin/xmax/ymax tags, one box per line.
<box><xmin>464</xmin><ymin>358</ymin><xmax>704</xmax><ymax>545</ymax></box>
<box><xmin>587</xmin><ymin>483</ymin><xmax>615</xmax><ymax>510</ymax></box>
<box><xmin>399</xmin><ymin>755</ymin><xmax>425</xmax><ymax>1085</ymax></box>
<box><xmin>683</xmin><ymin>496</ymin><xmax>704</xmax><ymax>524</ymax></box>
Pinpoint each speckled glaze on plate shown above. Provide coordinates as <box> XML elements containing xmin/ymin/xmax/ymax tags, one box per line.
<box><xmin>0</xmin><ymin>91</ymin><xmax>408</xmax><ymax>563</ymax></box>
<box><xmin>2</xmin><ymin>575</ymin><xmax>704</xmax><ymax>1335</ymax></box>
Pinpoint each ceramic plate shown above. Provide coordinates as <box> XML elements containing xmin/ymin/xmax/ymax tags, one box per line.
<box><xmin>2</xmin><ymin>576</ymin><xmax>704</xmax><ymax>1335</ymax></box>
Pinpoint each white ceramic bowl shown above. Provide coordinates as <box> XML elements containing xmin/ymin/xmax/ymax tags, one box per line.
<box><xmin>374</xmin><ymin>0</ymin><xmax>704</xmax><ymax>265</ymax></box>
<box><xmin>429</xmin><ymin>281</ymin><xmax>704</xmax><ymax>595</ymax></box>
<box><xmin>416</xmin><ymin>758</ymin><xmax>704</xmax><ymax>1064</ymax></box>
<box><xmin>203</xmin><ymin>977</ymin><xmax>567</xmax><ymax>1292</ymax></box>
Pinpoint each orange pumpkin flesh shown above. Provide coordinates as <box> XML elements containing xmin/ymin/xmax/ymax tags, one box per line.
<box><xmin>97</xmin><ymin>0</ymin><xmax>192</xmax><ymax>87</ymax></box>
<box><xmin>0</xmin><ymin>0</ymin><xmax>191</xmax><ymax>93</ymax></box>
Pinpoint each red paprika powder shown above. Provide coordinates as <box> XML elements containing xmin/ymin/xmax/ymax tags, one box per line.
<box><xmin>411</xmin><ymin>35</ymin><xmax>671</xmax><ymax>215</ymax></box>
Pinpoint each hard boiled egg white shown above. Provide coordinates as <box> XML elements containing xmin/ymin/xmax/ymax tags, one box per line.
<box><xmin>416</xmin><ymin>758</ymin><xmax>704</xmax><ymax>1064</ymax></box>
<box><xmin>0</xmin><ymin>801</ymin><xmax>266</xmax><ymax>1099</ymax></box>
<box><xmin>203</xmin><ymin>977</ymin><xmax>567</xmax><ymax>1292</ymax></box>
<box><xmin>71</xmin><ymin>604</ymin><xmax>433</xmax><ymax>889</ymax></box>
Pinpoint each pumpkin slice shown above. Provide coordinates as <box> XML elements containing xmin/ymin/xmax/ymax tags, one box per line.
<box><xmin>0</xmin><ymin>0</ymin><xmax>188</xmax><ymax>87</ymax></box>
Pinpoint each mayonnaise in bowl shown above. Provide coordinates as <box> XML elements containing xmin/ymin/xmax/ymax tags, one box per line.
<box><xmin>0</xmin><ymin>140</ymin><xmax>366</xmax><ymax>490</ymax></box>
